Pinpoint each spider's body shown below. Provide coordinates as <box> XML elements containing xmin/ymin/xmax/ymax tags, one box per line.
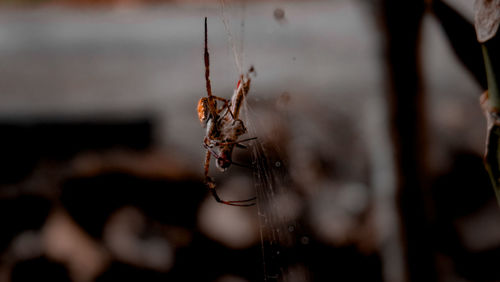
<box><xmin>198</xmin><ymin>17</ymin><xmax>256</xmax><ymax>206</ymax></box>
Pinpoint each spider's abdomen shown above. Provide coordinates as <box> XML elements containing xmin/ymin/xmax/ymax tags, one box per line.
<box><xmin>197</xmin><ymin>97</ymin><xmax>210</xmax><ymax>126</ymax></box>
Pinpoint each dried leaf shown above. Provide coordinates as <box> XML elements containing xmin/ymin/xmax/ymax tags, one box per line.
<box><xmin>474</xmin><ymin>0</ymin><xmax>500</xmax><ymax>43</ymax></box>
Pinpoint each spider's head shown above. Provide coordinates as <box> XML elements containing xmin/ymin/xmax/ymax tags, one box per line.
<box><xmin>215</xmin><ymin>148</ymin><xmax>232</xmax><ymax>171</ymax></box>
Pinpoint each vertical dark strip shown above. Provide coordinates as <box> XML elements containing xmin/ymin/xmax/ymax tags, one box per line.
<box><xmin>380</xmin><ymin>1</ymin><xmax>437</xmax><ymax>281</ymax></box>
<box><xmin>432</xmin><ymin>0</ymin><xmax>487</xmax><ymax>90</ymax></box>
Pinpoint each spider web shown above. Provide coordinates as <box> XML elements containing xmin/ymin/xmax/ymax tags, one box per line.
<box><xmin>244</xmin><ymin>103</ymin><xmax>310</xmax><ymax>282</ymax></box>
<box><xmin>219</xmin><ymin>3</ymin><xmax>310</xmax><ymax>281</ymax></box>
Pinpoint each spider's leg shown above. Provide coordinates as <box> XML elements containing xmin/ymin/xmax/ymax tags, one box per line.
<box><xmin>230</xmin><ymin>161</ymin><xmax>253</xmax><ymax>169</ymax></box>
<box><xmin>204</xmin><ymin>17</ymin><xmax>213</xmax><ymax>99</ymax></box>
<box><xmin>216</xmin><ymin>99</ymin><xmax>232</xmax><ymax>117</ymax></box>
<box><xmin>236</xmin><ymin>143</ymin><xmax>247</xmax><ymax>149</ymax></box>
<box><xmin>212</xmin><ymin>96</ymin><xmax>234</xmax><ymax>118</ymax></box>
<box><xmin>204</xmin><ymin>150</ymin><xmax>255</xmax><ymax>206</ymax></box>
<box><xmin>213</xmin><ymin>96</ymin><xmax>229</xmax><ymax>103</ymax></box>
<box><xmin>217</xmin><ymin>106</ymin><xmax>235</xmax><ymax>121</ymax></box>
<box><xmin>204</xmin><ymin>149</ymin><xmax>212</xmax><ymax>179</ymax></box>
<box><xmin>237</xmin><ymin>137</ymin><xmax>258</xmax><ymax>143</ymax></box>
<box><xmin>210</xmin><ymin>188</ymin><xmax>256</xmax><ymax>207</ymax></box>
<box><xmin>227</xmin><ymin>106</ymin><xmax>236</xmax><ymax>119</ymax></box>
<box><xmin>215</xmin><ymin>137</ymin><xmax>258</xmax><ymax>146</ymax></box>
<box><xmin>204</xmin><ymin>17</ymin><xmax>221</xmax><ymax>122</ymax></box>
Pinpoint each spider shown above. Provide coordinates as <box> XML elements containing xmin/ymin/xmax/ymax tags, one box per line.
<box><xmin>197</xmin><ymin>17</ymin><xmax>256</xmax><ymax>207</ymax></box>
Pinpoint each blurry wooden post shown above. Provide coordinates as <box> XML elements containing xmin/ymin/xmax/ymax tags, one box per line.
<box><xmin>379</xmin><ymin>0</ymin><xmax>437</xmax><ymax>281</ymax></box>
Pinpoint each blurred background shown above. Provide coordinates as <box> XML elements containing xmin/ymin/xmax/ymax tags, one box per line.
<box><xmin>0</xmin><ymin>0</ymin><xmax>499</xmax><ymax>281</ymax></box>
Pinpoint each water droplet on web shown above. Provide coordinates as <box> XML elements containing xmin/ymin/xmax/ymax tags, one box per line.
<box><xmin>275</xmin><ymin>161</ymin><xmax>281</xmax><ymax>167</ymax></box>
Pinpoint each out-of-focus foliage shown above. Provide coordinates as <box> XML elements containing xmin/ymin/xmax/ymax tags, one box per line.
<box><xmin>475</xmin><ymin>0</ymin><xmax>500</xmax><ymax>205</ymax></box>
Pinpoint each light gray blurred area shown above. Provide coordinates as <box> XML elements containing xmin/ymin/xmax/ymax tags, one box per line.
<box><xmin>0</xmin><ymin>0</ymin><xmax>483</xmax><ymax>163</ymax></box>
